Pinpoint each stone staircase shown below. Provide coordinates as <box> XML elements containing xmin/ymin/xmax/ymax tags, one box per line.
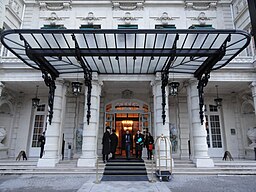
<box><xmin>172</xmin><ymin>159</ymin><xmax>256</xmax><ymax>175</ymax></box>
<box><xmin>101</xmin><ymin>158</ymin><xmax>148</xmax><ymax>181</ymax></box>
<box><xmin>0</xmin><ymin>158</ymin><xmax>256</xmax><ymax>176</ymax></box>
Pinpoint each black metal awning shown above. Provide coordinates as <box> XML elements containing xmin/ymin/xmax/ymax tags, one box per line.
<box><xmin>0</xmin><ymin>29</ymin><xmax>250</xmax><ymax>125</ymax></box>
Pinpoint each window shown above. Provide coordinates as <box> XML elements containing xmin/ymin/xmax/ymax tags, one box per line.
<box><xmin>189</xmin><ymin>25</ymin><xmax>214</xmax><ymax>29</ymax></box>
<box><xmin>118</xmin><ymin>25</ymin><xmax>138</xmax><ymax>29</ymax></box>
<box><xmin>155</xmin><ymin>25</ymin><xmax>176</xmax><ymax>29</ymax></box>
<box><xmin>80</xmin><ymin>25</ymin><xmax>101</xmax><ymax>29</ymax></box>
<box><xmin>41</xmin><ymin>25</ymin><xmax>66</xmax><ymax>29</ymax></box>
<box><xmin>245</xmin><ymin>26</ymin><xmax>256</xmax><ymax>56</ymax></box>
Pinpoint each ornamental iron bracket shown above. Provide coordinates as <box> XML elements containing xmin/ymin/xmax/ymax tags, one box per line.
<box><xmin>161</xmin><ymin>71</ymin><xmax>169</xmax><ymax>125</ymax></box>
<box><xmin>161</xmin><ymin>34</ymin><xmax>178</xmax><ymax>125</ymax></box>
<box><xmin>197</xmin><ymin>72</ymin><xmax>210</xmax><ymax>125</ymax></box>
<box><xmin>195</xmin><ymin>34</ymin><xmax>230</xmax><ymax>125</ymax></box>
<box><xmin>42</xmin><ymin>71</ymin><xmax>56</xmax><ymax>125</ymax></box>
<box><xmin>72</xmin><ymin>34</ymin><xmax>92</xmax><ymax>125</ymax></box>
<box><xmin>20</xmin><ymin>34</ymin><xmax>58</xmax><ymax>125</ymax></box>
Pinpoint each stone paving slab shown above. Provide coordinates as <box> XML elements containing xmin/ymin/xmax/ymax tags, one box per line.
<box><xmin>77</xmin><ymin>181</ymin><xmax>171</xmax><ymax>192</ymax></box>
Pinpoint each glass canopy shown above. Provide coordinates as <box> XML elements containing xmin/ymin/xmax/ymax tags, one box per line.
<box><xmin>0</xmin><ymin>29</ymin><xmax>250</xmax><ymax>76</ymax></box>
<box><xmin>0</xmin><ymin>29</ymin><xmax>251</xmax><ymax>125</ymax></box>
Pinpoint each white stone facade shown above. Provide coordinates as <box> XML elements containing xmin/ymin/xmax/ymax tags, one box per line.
<box><xmin>0</xmin><ymin>0</ymin><xmax>255</xmax><ymax>167</ymax></box>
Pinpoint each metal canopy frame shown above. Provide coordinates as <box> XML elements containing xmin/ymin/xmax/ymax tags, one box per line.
<box><xmin>0</xmin><ymin>29</ymin><xmax>250</xmax><ymax>125</ymax></box>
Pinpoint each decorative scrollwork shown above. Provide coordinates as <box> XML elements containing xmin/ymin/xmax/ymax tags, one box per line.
<box><xmin>197</xmin><ymin>72</ymin><xmax>210</xmax><ymax>125</ymax></box>
<box><xmin>161</xmin><ymin>72</ymin><xmax>169</xmax><ymax>125</ymax></box>
<box><xmin>42</xmin><ymin>71</ymin><xmax>56</xmax><ymax>125</ymax></box>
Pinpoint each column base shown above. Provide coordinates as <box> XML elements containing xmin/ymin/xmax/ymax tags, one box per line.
<box><xmin>193</xmin><ymin>158</ymin><xmax>214</xmax><ymax>168</ymax></box>
<box><xmin>37</xmin><ymin>158</ymin><xmax>58</xmax><ymax>167</ymax></box>
<box><xmin>0</xmin><ymin>147</ymin><xmax>8</xmax><ymax>159</ymax></box>
<box><xmin>245</xmin><ymin>147</ymin><xmax>256</xmax><ymax>160</ymax></box>
<box><xmin>77</xmin><ymin>157</ymin><xmax>96</xmax><ymax>167</ymax></box>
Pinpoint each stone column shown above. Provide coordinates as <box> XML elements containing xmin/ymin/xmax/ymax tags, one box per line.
<box><xmin>77</xmin><ymin>73</ymin><xmax>101</xmax><ymax>167</ymax></box>
<box><xmin>251</xmin><ymin>81</ymin><xmax>256</xmax><ymax>116</ymax></box>
<box><xmin>187</xmin><ymin>80</ymin><xmax>214</xmax><ymax>167</ymax></box>
<box><xmin>37</xmin><ymin>79</ymin><xmax>67</xmax><ymax>167</ymax></box>
<box><xmin>152</xmin><ymin>73</ymin><xmax>172</xmax><ymax>167</ymax></box>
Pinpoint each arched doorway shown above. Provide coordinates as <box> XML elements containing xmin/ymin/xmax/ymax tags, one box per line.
<box><xmin>105</xmin><ymin>99</ymin><xmax>150</xmax><ymax>157</ymax></box>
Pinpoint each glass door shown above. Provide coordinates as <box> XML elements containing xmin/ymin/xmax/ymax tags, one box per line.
<box><xmin>205</xmin><ymin>105</ymin><xmax>224</xmax><ymax>157</ymax></box>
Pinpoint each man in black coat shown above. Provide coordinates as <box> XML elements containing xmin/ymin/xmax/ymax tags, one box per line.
<box><xmin>110</xmin><ymin>129</ymin><xmax>118</xmax><ymax>159</ymax></box>
<box><xmin>102</xmin><ymin>126</ymin><xmax>111</xmax><ymax>163</ymax></box>
<box><xmin>38</xmin><ymin>131</ymin><xmax>45</xmax><ymax>158</ymax></box>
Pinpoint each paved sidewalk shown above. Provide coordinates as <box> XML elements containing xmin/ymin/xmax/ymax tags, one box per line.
<box><xmin>77</xmin><ymin>180</ymin><xmax>170</xmax><ymax>192</ymax></box>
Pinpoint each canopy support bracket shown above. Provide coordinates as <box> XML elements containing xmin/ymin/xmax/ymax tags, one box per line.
<box><xmin>20</xmin><ymin>34</ymin><xmax>58</xmax><ymax>125</ymax></box>
<box><xmin>72</xmin><ymin>34</ymin><xmax>92</xmax><ymax>125</ymax></box>
<box><xmin>161</xmin><ymin>71</ymin><xmax>169</xmax><ymax>125</ymax></box>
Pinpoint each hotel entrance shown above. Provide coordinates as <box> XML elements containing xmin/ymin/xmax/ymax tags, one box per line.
<box><xmin>105</xmin><ymin>99</ymin><xmax>151</xmax><ymax>158</ymax></box>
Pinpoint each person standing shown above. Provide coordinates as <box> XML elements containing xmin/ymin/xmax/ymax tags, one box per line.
<box><xmin>145</xmin><ymin>132</ymin><xmax>154</xmax><ymax>160</ymax></box>
<box><xmin>124</xmin><ymin>130</ymin><xmax>132</xmax><ymax>160</ymax></box>
<box><xmin>102</xmin><ymin>126</ymin><xmax>111</xmax><ymax>163</ymax></box>
<box><xmin>38</xmin><ymin>131</ymin><xmax>45</xmax><ymax>158</ymax></box>
<box><xmin>110</xmin><ymin>129</ymin><xmax>118</xmax><ymax>159</ymax></box>
<box><xmin>134</xmin><ymin>130</ymin><xmax>144</xmax><ymax>159</ymax></box>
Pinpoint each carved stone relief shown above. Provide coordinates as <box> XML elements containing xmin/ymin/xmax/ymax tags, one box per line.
<box><xmin>7</xmin><ymin>0</ymin><xmax>22</xmax><ymax>17</ymax></box>
<box><xmin>122</xmin><ymin>89</ymin><xmax>134</xmax><ymax>99</ymax></box>
<box><xmin>77</xmin><ymin>12</ymin><xmax>106</xmax><ymax>25</ymax></box>
<box><xmin>191</xmin><ymin>12</ymin><xmax>211</xmax><ymax>25</ymax></box>
<box><xmin>116</xmin><ymin>12</ymin><xmax>141</xmax><ymax>25</ymax></box>
<box><xmin>153</xmin><ymin>12</ymin><xmax>177</xmax><ymax>25</ymax></box>
<box><xmin>185</xmin><ymin>1</ymin><xmax>217</xmax><ymax>11</ymax></box>
<box><xmin>39</xmin><ymin>1</ymin><xmax>72</xmax><ymax>11</ymax></box>
<box><xmin>112</xmin><ymin>0</ymin><xmax>144</xmax><ymax>11</ymax></box>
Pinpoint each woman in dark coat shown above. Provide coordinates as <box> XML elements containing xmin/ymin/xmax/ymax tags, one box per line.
<box><xmin>102</xmin><ymin>126</ymin><xmax>111</xmax><ymax>163</ymax></box>
<box><xmin>110</xmin><ymin>129</ymin><xmax>118</xmax><ymax>159</ymax></box>
<box><xmin>145</xmin><ymin>132</ymin><xmax>154</xmax><ymax>160</ymax></box>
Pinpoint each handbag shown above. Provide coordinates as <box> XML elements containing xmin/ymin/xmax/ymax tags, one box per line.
<box><xmin>148</xmin><ymin>144</ymin><xmax>153</xmax><ymax>151</ymax></box>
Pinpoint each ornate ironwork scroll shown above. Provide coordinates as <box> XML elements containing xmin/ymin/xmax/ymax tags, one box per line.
<box><xmin>20</xmin><ymin>34</ymin><xmax>58</xmax><ymax>125</ymax></box>
<box><xmin>72</xmin><ymin>34</ymin><xmax>92</xmax><ymax>125</ymax></box>
<box><xmin>42</xmin><ymin>70</ymin><xmax>56</xmax><ymax>125</ymax></box>
<box><xmin>197</xmin><ymin>72</ymin><xmax>210</xmax><ymax>125</ymax></box>
<box><xmin>161</xmin><ymin>72</ymin><xmax>169</xmax><ymax>125</ymax></box>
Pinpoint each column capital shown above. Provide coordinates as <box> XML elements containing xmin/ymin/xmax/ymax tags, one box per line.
<box><xmin>55</xmin><ymin>78</ymin><xmax>65</xmax><ymax>86</ymax></box>
<box><xmin>0</xmin><ymin>82</ymin><xmax>5</xmax><ymax>97</ymax></box>
<box><xmin>250</xmin><ymin>81</ymin><xmax>256</xmax><ymax>88</ymax></box>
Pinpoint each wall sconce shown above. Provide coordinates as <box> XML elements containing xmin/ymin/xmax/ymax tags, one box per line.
<box><xmin>32</xmin><ymin>85</ymin><xmax>40</xmax><ymax>108</ymax></box>
<box><xmin>169</xmin><ymin>81</ymin><xmax>180</xmax><ymax>96</ymax></box>
<box><xmin>214</xmin><ymin>85</ymin><xmax>223</xmax><ymax>108</ymax></box>
<box><xmin>72</xmin><ymin>81</ymin><xmax>82</xmax><ymax>96</ymax></box>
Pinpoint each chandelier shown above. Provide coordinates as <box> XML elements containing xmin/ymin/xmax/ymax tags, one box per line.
<box><xmin>169</xmin><ymin>81</ymin><xmax>180</xmax><ymax>96</ymax></box>
<box><xmin>71</xmin><ymin>81</ymin><xmax>82</xmax><ymax>96</ymax></box>
<box><xmin>32</xmin><ymin>85</ymin><xmax>40</xmax><ymax>108</ymax></box>
<box><xmin>214</xmin><ymin>85</ymin><xmax>223</xmax><ymax>108</ymax></box>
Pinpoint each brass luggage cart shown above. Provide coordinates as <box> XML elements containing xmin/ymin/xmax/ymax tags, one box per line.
<box><xmin>154</xmin><ymin>134</ymin><xmax>172</xmax><ymax>182</ymax></box>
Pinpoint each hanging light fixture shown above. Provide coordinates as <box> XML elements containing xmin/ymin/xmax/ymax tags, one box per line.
<box><xmin>214</xmin><ymin>85</ymin><xmax>223</xmax><ymax>108</ymax></box>
<box><xmin>169</xmin><ymin>81</ymin><xmax>180</xmax><ymax>96</ymax></box>
<box><xmin>32</xmin><ymin>85</ymin><xmax>40</xmax><ymax>108</ymax></box>
<box><xmin>72</xmin><ymin>81</ymin><xmax>82</xmax><ymax>96</ymax></box>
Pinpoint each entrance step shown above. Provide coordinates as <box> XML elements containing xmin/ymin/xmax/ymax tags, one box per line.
<box><xmin>101</xmin><ymin>158</ymin><xmax>148</xmax><ymax>181</ymax></box>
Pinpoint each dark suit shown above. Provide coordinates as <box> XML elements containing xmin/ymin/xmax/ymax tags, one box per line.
<box><xmin>123</xmin><ymin>133</ymin><xmax>132</xmax><ymax>159</ymax></box>
<box><xmin>38</xmin><ymin>134</ymin><xmax>45</xmax><ymax>158</ymax></box>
